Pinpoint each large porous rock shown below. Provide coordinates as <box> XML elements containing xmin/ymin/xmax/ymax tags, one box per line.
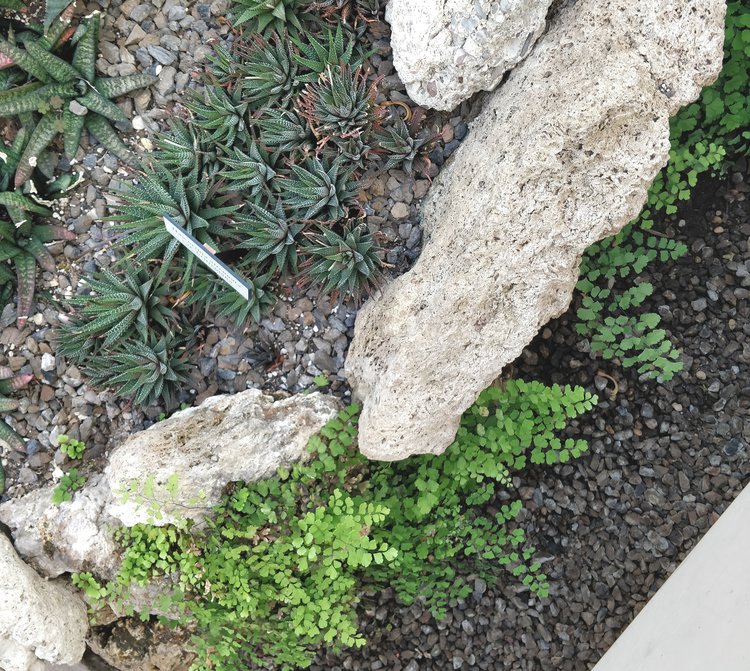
<box><xmin>386</xmin><ymin>0</ymin><xmax>553</xmax><ymax>110</ymax></box>
<box><xmin>0</xmin><ymin>474</ymin><xmax>117</xmax><ymax>579</ymax></box>
<box><xmin>0</xmin><ymin>390</ymin><xmax>340</xmax><ymax>578</ymax></box>
<box><xmin>0</xmin><ymin>534</ymin><xmax>88</xmax><ymax>671</ymax></box>
<box><xmin>105</xmin><ymin>389</ymin><xmax>341</xmax><ymax>526</ymax></box>
<box><xmin>346</xmin><ymin>0</ymin><xmax>725</xmax><ymax>460</ymax></box>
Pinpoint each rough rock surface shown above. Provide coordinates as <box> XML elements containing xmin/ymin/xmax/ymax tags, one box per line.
<box><xmin>105</xmin><ymin>389</ymin><xmax>340</xmax><ymax>526</ymax></box>
<box><xmin>0</xmin><ymin>390</ymin><xmax>340</xmax><ymax>577</ymax></box>
<box><xmin>386</xmin><ymin>0</ymin><xmax>553</xmax><ymax>110</ymax></box>
<box><xmin>346</xmin><ymin>0</ymin><xmax>726</xmax><ymax>460</ymax></box>
<box><xmin>0</xmin><ymin>534</ymin><xmax>88</xmax><ymax>671</ymax></box>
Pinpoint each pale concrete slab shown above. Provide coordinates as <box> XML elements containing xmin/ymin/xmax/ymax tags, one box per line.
<box><xmin>592</xmin><ymin>484</ymin><xmax>750</xmax><ymax>671</ymax></box>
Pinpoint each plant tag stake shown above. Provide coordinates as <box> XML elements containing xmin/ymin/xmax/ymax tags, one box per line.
<box><xmin>163</xmin><ymin>214</ymin><xmax>250</xmax><ymax>300</ymax></box>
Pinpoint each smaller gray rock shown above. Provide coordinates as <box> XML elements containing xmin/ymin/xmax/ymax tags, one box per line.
<box><xmin>129</xmin><ymin>3</ymin><xmax>151</xmax><ymax>21</ymax></box>
<box><xmin>148</xmin><ymin>45</ymin><xmax>176</xmax><ymax>66</ymax></box>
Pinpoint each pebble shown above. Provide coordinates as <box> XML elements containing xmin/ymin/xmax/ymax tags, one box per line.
<box><xmin>391</xmin><ymin>202</ymin><xmax>411</xmax><ymax>220</ymax></box>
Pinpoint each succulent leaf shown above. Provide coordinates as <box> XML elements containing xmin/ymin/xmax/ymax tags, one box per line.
<box><xmin>15</xmin><ymin>111</ymin><xmax>58</xmax><ymax>187</ymax></box>
<box><xmin>85</xmin><ymin>113</ymin><xmax>136</xmax><ymax>164</ymax></box>
<box><xmin>94</xmin><ymin>73</ymin><xmax>156</xmax><ymax>99</ymax></box>
<box><xmin>14</xmin><ymin>249</ymin><xmax>36</xmax><ymax>327</ymax></box>
<box><xmin>71</xmin><ymin>11</ymin><xmax>99</xmax><ymax>81</ymax></box>
<box><xmin>237</xmin><ymin>199</ymin><xmax>306</xmax><ymax>275</ymax></box>
<box><xmin>0</xmin><ymin>36</ymin><xmax>50</xmax><ymax>83</ymax></box>
<box><xmin>76</xmin><ymin>89</ymin><xmax>127</xmax><ymax>122</ymax></box>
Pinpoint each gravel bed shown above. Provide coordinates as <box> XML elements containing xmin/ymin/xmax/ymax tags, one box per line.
<box><xmin>310</xmin><ymin>165</ymin><xmax>750</xmax><ymax>670</ymax></box>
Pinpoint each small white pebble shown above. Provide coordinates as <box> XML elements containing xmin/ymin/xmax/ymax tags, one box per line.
<box><xmin>132</xmin><ymin>115</ymin><xmax>146</xmax><ymax>131</ymax></box>
<box><xmin>41</xmin><ymin>353</ymin><xmax>56</xmax><ymax>372</ymax></box>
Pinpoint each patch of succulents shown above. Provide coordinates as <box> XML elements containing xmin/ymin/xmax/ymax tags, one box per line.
<box><xmin>0</xmin><ymin>366</ymin><xmax>32</xmax><ymax>461</ymax></box>
<box><xmin>374</xmin><ymin>116</ymin><xmax>429</xmax><ymax>173</ymax></box>
<box><xmin>276</xmin><ymin>156</ymin><xmax>358</xmax><ymax>220</ymax></box>
<box><xmin>256</xmin><ymin>108</ymin><xmax>314</xmax><ymax>156</ymax></box>
<box><xmin>298</xmin><ymin>64</ymin><xmax>379</xmax><ymax>153</ymax></box>
<box><xmin>153</xmin><ymin>119</ymin><xmax>221</xmax><ymax>178</ymax></box>
<box><xmin>187</xmin><ymin>84</ymin><xmax>252</xmax><ymax>148</ymax></box>
<box><xmin>110</xmin><ymin>163</ymin><xmax>241</xmax><ymax>294</ymax></box>
<box><xmin>181</xmin><ymin>262</ymin><xmax>276</xmax><ymax>326</ymax></box>
<box><xmin>291</xmin><ymin>24</ymin><xmax>367</xmax><ymax>84</ymax></box>
<box><xmin>0</xmin><ymin>164</ymin><xmax>74</xmax><ymax>327</ymax></box>
<box><xmin>302</xmin><ymin>222</ymin><xmax>381</xmax><ymax>300</ymax></box>
<box><xmin>56</xmin><ymin>266</ymin><xmax>177</xmax><ymax>362</ymax></box>
<box><xmin>0</xmin><ymin>12</ymin><xmax>154</xmax><ymax>186</ymax></box>
<box><xmin>236</xmin><ymin>199</ymin><xmax>306</xmax><ymax>275</ymax></box>
<box><xmin>240</xmin><ymin>36</ymin><xmax>299</xmax><ymax>110</ymax></box>
<box><xmin>219</xmin><ymin>143</ymin><xmax>278</xmax><ymax>200</ymax></box>
<box><xmin>81</xmin><ymin>333</ymin><xmax>192</xmax><ymax>410</ymax></box>
<box><xmin>48</xmin><ymin>0</ymin><xmax>432</xmax><ymax>413</ymax></box>
<box><xmin>230</xmin><ymin>0</ymin><xmax>312</xmax><ymax>35</ymax></box>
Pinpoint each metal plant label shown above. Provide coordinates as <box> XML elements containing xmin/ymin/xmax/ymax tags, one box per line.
<box><xmin>163</xmin><ymin>214</ymin><xmax>251</xmax><ymax>300</ymax></box>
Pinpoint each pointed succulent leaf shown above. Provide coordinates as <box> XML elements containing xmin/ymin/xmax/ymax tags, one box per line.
<box><xmin>23</xmin><ymin>236</ymin><xmax>56</xmax><ymax>272</ymax></box>
<box><xmin>22</xmin><ymin>36</ymin><xmax>81</xmax><ymax>82</ymax></box>
<box><xmin>15</xmin><ymin>112</ymin><xmax>60</xmax><ymax>187</ymax></box>
<box><xmin>0</xmin><ymin>81</ymin><xmax>74</xmax><ymax>117</ymax></box>
<box><xmin>63</xmin><ymin>108</ymin><xmax>85</xmax><ymax>158</ymax></box>
<box><xmin>14</xmin><ymin>250</ymin><xmax>36</xmax><ymax>327</ymax></box>
<box><xmin>0</xmin><ymin>37</ymin><xmax>50</xmax><ymax>83</ymax></box>
<box><xmin>85</xmin><ymin>114</ymin><xmax>136</xmax><ymax>164</ymax></box>
<box><xmin>71</xmin><ymin>11</ymin><xmax>99</xmax><ymax>81</ymax></box>
<box><xmin>0</xmin><ymin>419</ymin><xmax>24</xmax><ymax>452</ymax></box>
<box><xmin>0</xmin><ymin>397</ymin><xmax>19</xmax><ymax>412</ymax></box>
<box><xmin>29</xmin><ymin>224</ymin><xmax>75</xmax><ymax>242</ymax></box>
<box><xmin>94</xmin><ymin>73</ymin><xmax>156</xmax><ymax>99</ymax></box>
<box><xmin>76</xmin><ymin>89</ymin><xmax>127</xmax><ymax>121</ymax></box>
<box><xmin>0</xmin><ymin>191</ymin><xmax>51</xmax><ymax>215</ymax></box>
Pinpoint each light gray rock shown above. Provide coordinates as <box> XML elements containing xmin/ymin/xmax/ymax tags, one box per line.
<box><xmin>105</xmin><ymin>389</ymin><xmax>341</xmax><ymax>526</ymax></box>
<box><xmin>386</xmin><ymin>0</ymin><xmax>553</xmax><ymax>110</ymax></box>
<box><xmin>0</xmin><ymin>474</ymin><xmax>116</xmax><ymax>579</ymax></box>
<box><xmin>345</xmin><ymin>0</ymin><xmax>726</xmax><ymax>460</ymax></box>
<box><xmin>0</xmin><ymin>390</ymin><xmax>340</xmax><ymax>578</ymax></box>
<box><xmin>0</xmin><ymin>535</ymin><xmax>87</xmax><ymax>671</ymax></box>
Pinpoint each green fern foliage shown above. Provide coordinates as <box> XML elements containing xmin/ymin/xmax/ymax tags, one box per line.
<box><xmin>576</xmin><ymin>2</ymin><xmax>749</xmax><ymax>381</ymax></box>
<box><xmin>81</xmin><ymin>380</ymin><xmax>597</xmax><ymax>670</ymax></box>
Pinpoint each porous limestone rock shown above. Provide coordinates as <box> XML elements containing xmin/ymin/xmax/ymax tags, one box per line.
<box><xmin>346</xmin><ymin>0</ymin><xmax>726</xmax><ymax>460</ymax></box>
<box><xmin>105</xmin><ymin>389</ymin><xmax>341</xmax><ymax>526</ymax></box>
<box><xmin>0</xmin><ymin>474</ymin><xmax>117</xmax><ymax>579</ymax></box>
<box><xmin>386</xmin><ymin>0</ymin><xmax>553</xmax><ymax>110</ymax></box>
<box><xmin>0</xmin><ymin>534</ymin><xmax>87</xmax><ymax>671</ymax></box>
<box><xmin>0</xmin><ymin>390</ymin><xmax>340</xmax><ymax>578</ymax></box>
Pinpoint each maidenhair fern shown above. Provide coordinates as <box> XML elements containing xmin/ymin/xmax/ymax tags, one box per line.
<box><xmin>576</xmin><ymin>2</ymin><xmax>749</xmax><ymax>381</ymax></box>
